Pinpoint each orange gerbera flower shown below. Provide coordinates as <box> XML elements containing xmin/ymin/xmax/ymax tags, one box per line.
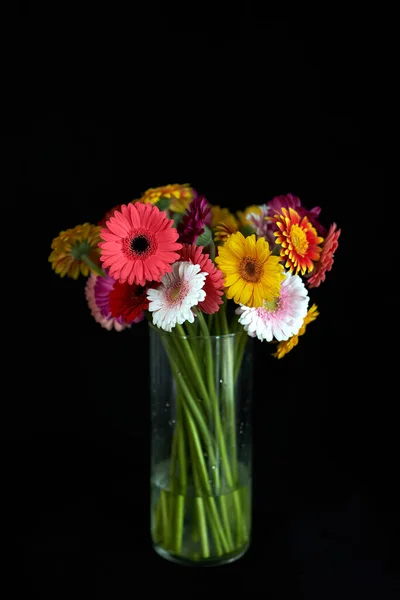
<box><xmin>49</xmin><ymin>223</ymin><xmax>102</xmax><ymax>279</ymax></box>
<box><xmin>272</xmin><ymin>207</ymin><xmax>324</xmax><ymax>275</ymax></box>
<box><xmin>273</xmin><ymin>304</ymin><xmax>319</xmax><ymax>358</ymax></box>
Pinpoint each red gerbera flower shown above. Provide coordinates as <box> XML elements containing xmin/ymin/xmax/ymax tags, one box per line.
<box><xmin>179</xmin><ymin>243</ymin><xmax>224</xmax><ymax>314</ymax></box>
<box><xmin>109</xmin><ymin>280</ymin><xmax>150</xmax><ymax>324</ymax></box>
<box><xmin>99</xmin><ymin>203</ymin><xmax>182</xmax><ymax>286</ymax></box>
<box><xmin>307</xmin><ymin>223</ymin><xmax>341</xmax><ymax>288</ymax></box>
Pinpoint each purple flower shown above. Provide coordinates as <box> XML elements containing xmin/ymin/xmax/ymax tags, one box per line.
<box><xmin>178</xmin><ymin>195</ymin><xmax>212</xmax><ymax>244</ymax></box>
<box><xmin>94</xmin><ymin>270</ymin><xmax>125</xmax><ymax>324</ymax></box>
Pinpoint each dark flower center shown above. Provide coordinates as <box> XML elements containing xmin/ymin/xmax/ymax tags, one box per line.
<box><xmin>130</xmin><ymin>235</ymin><xmax>150</xmax><ymax>254</ymax></box>
<box><xmin>239</xmin><ymin>257</ymin><xmax>263</xmax><ymax>283</ymax></box>
<box><xmin>132</xmin><ymin>285</ymin><xmax>145</xmax><ymax>298</ymax></box>
<box><xmin>245</xmin><ymin>262</ymin><xmax>256</xmax><ymax>277</ymax></box>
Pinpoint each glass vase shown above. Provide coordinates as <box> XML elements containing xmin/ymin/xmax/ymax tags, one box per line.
<box><xmin>149</xmin><ymin>320</ymin><xmax>253</xmax><ymax>566</ymax></box>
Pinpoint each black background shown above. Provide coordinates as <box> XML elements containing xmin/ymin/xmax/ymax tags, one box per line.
<box><xmin>9</xmin><ymin>13</ymin><xmax>398</xmax><ymax>598</ymax></box>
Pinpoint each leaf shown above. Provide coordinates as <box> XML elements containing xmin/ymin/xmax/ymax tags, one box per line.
<box><xmin>196</xmin><ymin>225</ymin><xmax>212</xmax><ymax>247</ymax></box>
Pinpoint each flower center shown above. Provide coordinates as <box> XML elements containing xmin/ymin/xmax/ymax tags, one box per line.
<box><xmin>239</xmin><ymin>257</ymin><xmax>263</xmax><ymax>283</ymax></box>
<box><xmin>123</xmin><ymin>229</ymin><xmax>158</xmax><ymax>260</ymax></box>
<box><xmin>132</xmin><ymin>285</ymin><xmax>145</xmax><ymax>299</ymax></box>
<box><xmin>166</xmin><ymin>281</ymin><xmax>189</xmax><ymax>304</ymax></box>
<box><xmin>289</xmin><ymin>224</ymin><xmax>308</xmax><ymax>255</ymax></box>
<box><xmin>263</xmin><ymin>298</ymin><xmax>279</xmax><ymax>312</ymax></box>
<box><xmin>131</xmin><ymin>235</ymin><xmax>149</xmax><ymax>254</ymax></box>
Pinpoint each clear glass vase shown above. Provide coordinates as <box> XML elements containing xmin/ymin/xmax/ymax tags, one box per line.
<box><xmin>149</xmin><ymin>321</ymin><xmax>253</xmax><ymax>566</ymax></box>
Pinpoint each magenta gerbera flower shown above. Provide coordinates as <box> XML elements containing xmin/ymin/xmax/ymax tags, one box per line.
<box><xmin>178</xmin><ymin>195</ymin><xmax>212</xmax><ymax>244</ymax></box>
<box><xmin>99</xmin><ymin>203</ymin><xmax>182</xmax><ymax>286</ymax></box>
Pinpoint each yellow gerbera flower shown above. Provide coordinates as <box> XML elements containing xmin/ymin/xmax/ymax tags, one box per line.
<box><xmin>211</xmin><ymin>205</ymin><xmax>231</xmax><ymax>229</ymax></box>
<box><xmin>215</xmin><ymin>232</ymin><xmax>285</xmax><ymax>307</ymax></box>
<box><xmin>49</xmin><ymin>223</ymin><xmax>102</xmax><ymax>279</ymax></box>
<box><xmin>273</xmin><ymin>304</ymin><xmax>319</xmax><ymax>358</ymax></box>
<box><xmin>139</xmin><ymin>183</ymin><xmax>196</xmax><ymax>213</ymax></box>
<box><xmin>236</xmin><ymin>205</ymin><xmax>262</xmax><ymax>229</ymax></box>
<box><xmin>214</xmin><ymin>213</ymin><xmax>239</xmax><ymax>242</ymax></box>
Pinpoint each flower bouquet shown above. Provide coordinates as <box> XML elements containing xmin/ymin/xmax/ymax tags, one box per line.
<box><xmin>49</xmin><ymin>184</ymin><xmax>341</xmax><ymax>565</ymax></box>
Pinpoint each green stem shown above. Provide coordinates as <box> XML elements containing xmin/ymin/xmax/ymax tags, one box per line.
<box><xmin>172</xmin><ymin>399</ymin><xmax>187</xmax><ymax>554</ymax></box>
<box><xmin>160</xmin><ymin>489</ymin><xmax>170</xmax><ymax>548</ymax></box>
<box><xmin>174</xmin><ymin>324</ymin><xmax>211</xmax><ymax>413</ymax></box>
<box><xmin>80</xmin><ymin>254</ymin><xmax>107</xmax><ymax>277</ymax></box>
<box><xmin>220</xmin><ymin>307</ymin><xmax>238</xmax><ymax>482</ymax></box>
<box><xmin>177</xmin><ymin>401</ymin><xmax>187</xmax><ymax>493</ymax></box>
<box><xmin>196</xmin><ymin>312</ymin><xmax>234</xmax><ymax>549</ymax></box>
<box><xmin>185</xmin><ymin>408</ymin><xmax>211</xmax><ymax>558</ymax></box>
<box><xmin>234</xmin><ymin>330</ymin><xmax>248</xmax><ymax>382</ymax></box>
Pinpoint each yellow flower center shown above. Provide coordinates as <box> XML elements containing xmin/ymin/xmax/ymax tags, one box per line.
<box><xmin>239</xmin><ymin>257</ymin><xmax>263</xmax><ymax>283</ymax></box>
<box><xmin>263</xmin><ymin>298</ymin><xmax>279</xmax><ymax>312</ymax></box>
<box><xmin>166</xmin><ymin>280</ymin><xmax>190</xmax><ymax>304</ymax></box>
<box><xmin>289</xmin><ymin>224</ymin><xmax>308</xmax><ymax>256</ymax></box>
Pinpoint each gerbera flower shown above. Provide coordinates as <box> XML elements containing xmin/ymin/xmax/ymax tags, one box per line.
<box><xmin>99</xmin><ymin>202</ymin><xmax>182</xmax><ymax>286</ymax></box>
<box><xmin>109</xmin><ymin>281</ymin><xmax>150</xmax><ymax>324</ymax></box>
<box><xmin>215</xmin><ymin>232</ymin><xmax>285</xmax><ymax>308</ymax></box>
<box><xmin>214</xmin><ymin>213</ymin><xmax>239</xmax><ymax>242</ymax></box>
<box><xmin>211</xmin><ymin>206</ymin><xmax>231</xmax><ymax>229</ymax></box>
<box><xmin>268</xmin><ymin>193</ymin><xmax>326</xmax><ymax>236</ymax></box>
<box><xmin>273</xmin><ymin>303</ymin><xmax>319</xmax><ymax>358</ymax></box>
<box><xmin>272</xmin><ymin>207</ymin><xmax>324</xmax><ymax>276</ymax></box>
<box><xmin>178</xmin><ymin>195</ymin><xmax>212</xmax><ymax>244</ymax></box>
<box><xmin>49</xmin><ymin>223</ymin><xmax>102</xmax><ymax>279</ymax></box>
<box><xmin>139</xmin><ymin>183</ymin><xmax>197</xmax><ymax>213</ymax></box>
<box><xmin>85</xmin><ymin>273</ymin><xmax>130</xmax><ymax>331</ymax></box>
<box><xmin>179</xmin><ymin>243</ymin><xmax>224</xmax><ymax>314</ymax></box>
<box><xmin>236</xmin><ymin>271</ymin><xmax>309</xmax><ymax>341</ymax></box>
<box><xmin>147</xmin><ymin>261</ymin><xmax>208</xmax><ymax>332</ymax></box>
<box><xmin>307</xmin><ymin>223</ymin><xmax>341</xmax><ymax>288</ymax></box>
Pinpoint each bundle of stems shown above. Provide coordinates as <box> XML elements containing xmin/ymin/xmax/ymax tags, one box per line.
<box><xmin>152</xmin><ymin>300</ymin><xmax>251</xmax><ymax>560</ymax></box>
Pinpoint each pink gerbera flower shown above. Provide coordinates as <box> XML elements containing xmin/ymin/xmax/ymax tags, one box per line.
<box><xmin>85</xmin><ymin>273</ymin><xmax>130</xmax><ymax>331</ymax></box>
<box><xmin>179</xmin><ymin>243</ymin><xmax>224</xmax><ymax>314</ymax></box>
<box><xmin>236</xmin><ymin>271</ymin><xmax>309</xmax><ymax>342</ymax></box>
<box><xmin>178</xmin><ymin>195</ymin><xmax>212</xmax><ymax>244</ymax></box>
<box><xmin>307</xmin><ymin>223</ymin><xmax>341</xmax><ymax>288</ymax></box>
<box><xmin>99</xmin><ymin>203</ymin><xmax>182</xmax><ymax>286</ymax></box>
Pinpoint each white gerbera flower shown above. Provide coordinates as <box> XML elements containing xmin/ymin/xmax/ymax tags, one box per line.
<box><xmin>147</xmin><ymin>261</ymin><xmax>208</xmax><ymax>332</ymax></box>
<box><xmin>236</xmin><ymin>271</ymin><xmax>309</xmax><ymax>342</ymax></box>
